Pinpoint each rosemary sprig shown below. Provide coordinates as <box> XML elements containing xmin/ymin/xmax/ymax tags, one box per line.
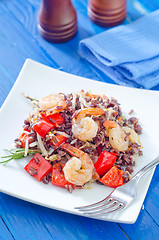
<box><xmin>0</xmin><ymin>148</ymin><xmax>41</xmax><ymax>165</ymax></box>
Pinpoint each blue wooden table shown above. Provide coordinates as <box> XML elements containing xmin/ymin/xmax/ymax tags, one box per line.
<box><xmin>0</xmin><ymin>0</ymin><xmax>159</xmax><ymax>239</ymax></box>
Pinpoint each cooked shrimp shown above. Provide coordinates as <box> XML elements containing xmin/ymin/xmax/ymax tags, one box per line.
<box><xmin>62</xmin><ymin>144</ymin><xmax>94</xmax><ymax>186</ymax></box>
<box><xmin>39</xmin><ymin>93</ymin><xmax>67</xmax><ymax>115</ymax></box>
<box><xmin>72</xmin><ymin>108</ymin><xmax>105</xmax><ymax>141</ymax></box>
<box><xmin>108</xmin><ymin>124</ymin><xmax>129</xmax><ymax>152</ymax></box>
<box><xmin>39</xmin><ymin>94</ymin><xmax>63</xmax><ymax>110</ymax></box>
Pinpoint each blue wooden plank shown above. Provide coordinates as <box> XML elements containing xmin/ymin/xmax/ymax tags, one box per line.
<box><xmin>154</xmin><ymin>165</ymin><xmax>159</xmax><ymax>181</ymax></box>
<box><xmin>127</xmin><ymin>0</ymin><xmax>149</xmax><ymax>22</ymax></box>
<box><xmin>33</xmin><ymin>203</ymin><xmax>128</xmax><ymax>240</ymax></box>
<box><xmin>0</xmin><ymin>193</ymin><xmax>53</xmax><ymax>240</ymax></box>
<box><xmin>76</xmin><ymin>215</ymin><xmax>128</xmax><ymax>240</ymax></box>
<box><xmin>2</xmin><ymin>0</ymin><xmax>102</xmax><ymax>82</ymax></box>
<box><xmin>33</xmin><ymin>205</ymin><xmax>93</xmax><ymax>240</ymax></box>
<box><xmin>137</xmin><ymin>0</ymin><xmax>159</xmax><ymax>11</ymax></box>
<box><xmin>0</xmin><ymin>68</ymin><xmax>13</xmax><ymax>107</ymax></box>
<box><xmin>142</xmin><ymin>170</ymin><xmax>159</xmax><ymax>225</ymax></box>
<box><xmin>0</xmin><ymin>1</ymin><xmax>59</xmax><ymax>74</ymax></box>
<box><xmin>120</xmin><ymin>208</ymin><xmax>159</xmax><ymax>240</ymax></box>
<box><xmin>0</xmin><ymin>217</ymin><xmax>14</xmax><ymax>240</ymax></box>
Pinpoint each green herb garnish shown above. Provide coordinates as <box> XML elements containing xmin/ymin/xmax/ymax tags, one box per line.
<box><xmin>0</xmin><ymin>148</ymin><xmax>41</xmax><ymax>165</ymax></box>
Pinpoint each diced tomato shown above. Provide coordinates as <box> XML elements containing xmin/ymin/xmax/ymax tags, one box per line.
<box><xmin>41</xmin><ymin>112</ymin><xmax>65</xmax><ymax>127</ymax></box>
<box><xmin>24</xmin><ymin>153</ymin><xmax>52</xmax><ymax>181</ymax></box>
<box><xmin>19</xmin><ymin>131</ymin><xmax>33</xmax><ymax>148</ymax></box>
<box><xmin>100</xmin><ymin>166</ymin><xmax>125</xmax><ymax>188</ymax></box>
<box><xmin>52</xmin><ymin>163</ymin><xmax>75</xmax><ymax>189</ymax></box>
<box><xmin>33</xmin><ymin>119</ymin><xmax>54</xmax><ymax>138</ymax></box>
<box><xmin>94</xmin><ymin>151</ymin><xmax>117</xmax><ymax>177</ymax></box>
<box><xmin>52</xmin><ymin>134</ymin><xmax>68</xmax><ymax>148</ymax></box>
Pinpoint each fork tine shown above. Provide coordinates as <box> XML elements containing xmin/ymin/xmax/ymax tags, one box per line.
<box><xmin>81</xmin><ymin>202</ymin><xmax>125</xmax><ymax>216</ymax></box>
<box><xmin>89</xmin><ymin>203</ymin><xmax>125</xmax><ymax>216</ymax></box>
<box><xmin>75</xmin><ymin>190</ymin><xmax>115</xmax><ymax>210</ymax></box>
<box><xmin>79</xmin><ymin>197</ymin><xmax>114</xmax><ymax>212</ymax></box>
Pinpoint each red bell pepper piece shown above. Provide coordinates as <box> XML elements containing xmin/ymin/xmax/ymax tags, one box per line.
<box><xmin>41</xmin><ymin>112</ymin><xmax>65</xmax><ymax>127</ymax></box>
<box><xmin>52</xmin><ymin>134</ymin><xmax>68</xmax><ymax>148</ymax></box>
<box><xmin>33</xmin><ymin>119</ymin><xmax>54</xmax><ymax>138</ymax></box>
<box><xmin>94</xmin><ymin>151</ymin><xmax>117</xmax><ymax>177</ymax></box>
<box><xmin>100</xmin><ymin>166</ymin><xmax>125</xmax><ymax>188</ymax></box>
<box><xmin>52</xmin><ymin>163</ymin><xmax>75</xmax><ymax>189</ymax></box>
<box><xmin>19</xmin><ymin>131</ymin><xmax>33</xmax><ymax>148</ymax></box>
<box><xmin>24</xmin><ymin>153</ymin><xmax>52</xmax><ymax>181</ymax></box>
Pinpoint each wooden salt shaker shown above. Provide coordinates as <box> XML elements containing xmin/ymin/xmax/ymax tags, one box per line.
<box><xmin>38</xmin><ymin>0</ymin><xmax>77</xmax><ymax>43</ymax></box>
<box><xmin>88</xmin><ymin>0</ymin><xmax>126</xmax><ymax>27</ymax></box>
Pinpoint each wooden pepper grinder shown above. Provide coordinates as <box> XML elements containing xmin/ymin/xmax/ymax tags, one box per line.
<box><xmin>38</xmin><ymin>0</ymin><xmax>77</xmax><ymax>43</ymax></box>
<box><xmin>88</xmin><ymin>0</ymin><xmax>126</xmax><ymax>27</ymax></box>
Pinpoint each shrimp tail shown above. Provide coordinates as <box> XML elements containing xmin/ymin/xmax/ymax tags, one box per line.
<box><xmin>73</xmin><ymin>108</ymin><xmax>105</xmax><ymax>123</ymax></box>
<box><xmin>82</xmin><ymin>108</ymin><xmax>105</xmax><ymax>116</ymax></box>
<box><xmin>62</xmin><ymin>143</ymin><xmax>83</xmax><ymax>159</ymax></box>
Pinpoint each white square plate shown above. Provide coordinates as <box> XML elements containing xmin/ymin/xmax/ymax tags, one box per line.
<box><xmin>0</xmin><ymin>59</ymin><xmax>159</xmax><ymax>223</ymax></box>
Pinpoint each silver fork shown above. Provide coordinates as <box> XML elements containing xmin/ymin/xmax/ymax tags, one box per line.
<box><xmin>75</xmin><ymin>155</ymin><xmax>159</xmax><ymax>216</ymax></box>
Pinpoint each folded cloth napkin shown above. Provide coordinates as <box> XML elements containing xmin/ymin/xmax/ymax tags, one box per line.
<box><xmin>79</xmin><ymin>10</ymin><xmax>159</xmax><ymax>89</ymax></box>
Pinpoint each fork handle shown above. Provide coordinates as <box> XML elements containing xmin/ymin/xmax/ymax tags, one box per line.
<box><xmin>132</xmin><ymin>155</ymin><xmax>159</xmax><ymax>182</ymax></box>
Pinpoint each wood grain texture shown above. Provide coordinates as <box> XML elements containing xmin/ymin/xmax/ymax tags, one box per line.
<box><xmin>143</xmin><ymin>171</ymin><xmax>159</xmax><ymax>225</ymax></box>
<box><xmin>0</xmin><ymin>216</ymin><xmax>14</xmax><ymax>240</ymax></box>
<box><xmin>0</xmin><ymin>194</ymin><xmax>53</xmax><ymax>240</ymax></box>
<box><xmin>0</xmin><ymin>0</ymin><xmax>159</xmax><ymax>239</ymax></box>
<box><xmin>34</xmin><ymin>204</ymin><xmax>128</xmax><ymax>240</ymax></box>
<box><xmin>76</xmin><ymin>215</ymin><xmax>128</xmax><ymax>240</ymax></box>
<box><xmin>1</xmin><ymin>0</ymin><xmax>106</xmax><ymax>81</ymax></box>
<box><xmin>120</xmin><ymin>208</ymin><xmax>159</xmax><ymax>240</ymax></box>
